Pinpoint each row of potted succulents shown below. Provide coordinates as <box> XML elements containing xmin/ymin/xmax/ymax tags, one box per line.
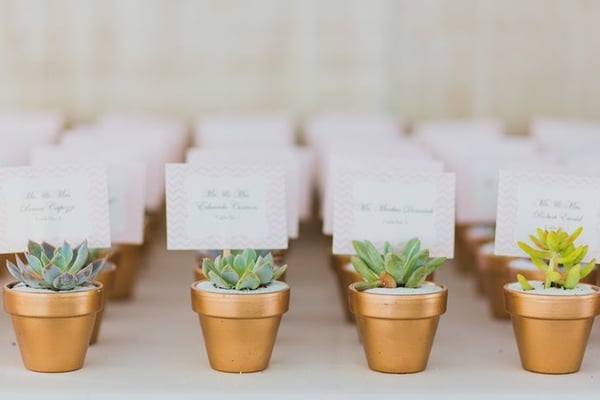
<box><xmin>4</xmin><ymin>225</ymin><xmax>597</xmax><ymax>375</ymax></box>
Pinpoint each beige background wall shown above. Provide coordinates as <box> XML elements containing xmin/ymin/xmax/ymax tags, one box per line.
<box><xmin>0</xmin><ymin>0</ymin><xmax>599</xmax><ymax>133</ymax></box>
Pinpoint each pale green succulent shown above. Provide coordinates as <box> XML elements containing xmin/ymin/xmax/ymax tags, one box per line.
<box><xmin>5</xmin><ymin>240</ymin><xmax>106</xmax><ymax>291</ymax></box>
<box><xmin>202</xmin><ymin>249</ymin><xmax>287</xmax><ymax>290</ymax></box>
<box><xmin>517</xmin><ymin>226</ymin><xmax>596</xmax><ymax>290</ymax></box>
<box><xmin>351</xmin><ymin>238</ymin><xmax>446</xmax><ymax>291</ymax></box>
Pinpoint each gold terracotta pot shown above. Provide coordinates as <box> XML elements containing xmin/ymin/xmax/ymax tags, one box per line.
<box><xmin>348</xmin><ymin>283</ymin><xmax>447</xmax><ymax>373</ymax></box>
<box><xmin>339</xmin><ymin>264</ymin><xmax>362</xmax><ymax>323</ymax></box>
<box><xmin>90</xmin><ymin>263</ymin><xmax>117</xmax><ymax>345</ymax></box>
<box><xmin>504</xmin><ymin>283</ymin><xmax>600</xmax><ymax>374</ymax></box>
<box><xmin>477</xmin><ymin>245</ymin><xmax>513</xmax><ymax>319</ymax></box>
<box><xmin>191</xmin><ymin>281</ymin><xmax>290</xmax><ymax>373</ymax></box>
<box><xmin>110</xmin><ymin>244</ymin><xmax>142</xmax><ymax>300</ymax></box>
<box><xmin>454</xmin><ymin>225</ymin><xmax>470</xmax><ymax>273</ymax></box>
<box><xmin>3</xmin><ymin>281</ymin><xmax>103</xmax><ymax>372</ymax></box>
<box><xmin>463</xmin><ymin>226</ymin><xmax>495</xmax><ymax>275</ymax></box>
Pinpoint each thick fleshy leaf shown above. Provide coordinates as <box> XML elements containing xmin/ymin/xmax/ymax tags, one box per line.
<box><xmin>42</xmin><ymin>264</ymin><xmax>62</xmax><ymax>284</ymax></box>
<box><xmin>6</xmin><ymin>260</ymin><xmax>23</xmax><ymax>282</ymax></box>
<box><xmin>27</xmin><ymin>241</ymin><xmax>43</xmax><ymax>259</ymax></box>
<box><xmin>405</xmin><ymin>266</ymin><xmax>428</xmax><ymax>288</ymax></box>
<box><xmin>75</xmin><ymin>263</ymin><xmax>94</xmax><ymax>285</ymax></box>
<box><xmin>57</xmin><ymin>242</ymin><xmax>74</xmax><ymax>266</ymax></box>
<box><xmin>53</xmin><ymin>273</ymin><xmax>77</xmax><ymax>290</ymax></box>
<box><xmin>580</xmin><ymin>259</ymin><xmax>596</xmax><ymax>279</ymax></box>
<box><xmin>69</xmin><ymin>243</ymin><xmax>89</xmax><ymax>273</ymax></box>
<box><xmin>383</xmin><ymin>242</ymin><xmax>394</xmax><ymax>255</ymax></box>
<box><xmin>424</xmin><ymin>257</ymin><xmax>446</xmax><ymax>275</ymax></box>
<box><xmin>354</xmin><ymin>280</ymin><xmax>381</xmax><ymax>291</ymax></box>
<box><xmin>380</xmin><ymin>271</ymin><xmax>397</xmax><ymax>288</ymax></box>
<box><xmin>272</xmin><ymin>264</ymin><xmax>287</xmax><ymax>281</ymax></box>
<box><xmin>402</xmin><ymin>238</ymin><xmax>421</xmax><ymax>260</ymax></box>
<box><xmin>41</xmin><ymin>242</ymin><xmax>55</xmax><ymax>259</ymax></box>
<box><xmin>384</xmin><ymin>252</ymin><xmax>404</xmax><ymax>282</ymax></box>
<box><xmin>24</xmin><ymin>254</ymin><xmax>44</xmax><ymax>276</ymax></box>
<box><xmin>351</xmin><ymin>255</ymin><xmax>378</xmax><ymax>282</ymax></box>
<box><xmin>235</xmin><ymin>270</ymin><xmax>261</xmax><ymax>290</ymax></box>
<box><xmin>202</xmin><ymin>258</ymin><xmax>216</xmax><ymax>279</ymax></box>
<box><xmin>517</xmin><ymin>274</ymin><xmax>533</xmax><ymax>290</ymax></box>
<box><xmin>241</xmin><ymin>248</ymin><xmax>257</xmax><ymax>266</ymax></box>
<box><xmin>87</xmin><ymin>259</ymin><xmax>106</xmax><ymax>280</ymax></box>
<box><xmin>22</xmin><ymin>271</ymin><xmax>42</xmax><ymax>289</ymax></box>
<box><xmin>213</xmin><ymin>255</ymin><xmax>222</xmax><ymax>272</ymax></box>
<box><xmin>254</xmin><ymin>262</ymin><xmax>274</xmax><ymax>284</ymax></box>
<box><xmin>51</xmin><ymin>254</ymin><xmax>67</xmax><ymax>270</ymax></box>
<box><xmin>208</xmin><ymin>270</ymin><xmax>232</xmax><ymax>289</ymax></box>
<box><xmin>357</xmin><ymin>240</ymin><xmax>384</xmax><ymax>274</ymax></box>
<box><xmin>564</xmin><ymin>264</ymin><xmax>581</xmax><ymax>289</ymax></box>
<box><xmin>233</xmin><ymin>254</ymin><xmax>248</xmax><ymax>276</ymax></box>
<box><xmin>220</xmin><ymin>265</ymin><xmax>241</xmax><ymax>285</ymax></box>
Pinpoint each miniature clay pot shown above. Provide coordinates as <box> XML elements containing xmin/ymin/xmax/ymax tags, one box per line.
<box><xmin>191</xmin><ymin>281</ymin><xmax>290</xmax><ymax>373</ymax></box>
<box><xmin>504</xmin><ymin>283</ymin><xmax>600</xmax><ymax>374</ymax></box>
<box><xmin>462</xmin><ymin>225</ymin><xmax>495</xmax><ymax>277</ymax></box>
<box><xmin>348</xmin><ymin>282</ymin><xmax>447</xmax><ymax>373</ymax></box>
<box><xmin>89</xmin><ymin>263</ymin><xmax>117</xmax><ymax>345</ymax></box>
<box><xmin>110</xmin><ymin>244</ymin><xmax>142</xmax><ymax>300</ymax></box>
<box><xmin>476</xmin><ymin>243</ymin><xmax>513</xmax><ymax>319</ymax></box>
<box><xmin>3</xmin><ymin>281</ymin><xmax>103</xmax><ymax>372</ymax></box>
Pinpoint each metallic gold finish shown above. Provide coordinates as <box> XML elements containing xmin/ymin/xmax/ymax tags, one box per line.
<box><xmin>454</xmin><ymin>225</ymin><xmax>470</xmax><ymax>273</ymax></box>
<box><xmin>89</xmin><ymin>263</ymin><xmax>116</xmax><ymax>345</ymax></box>
<box><xmin>191</xmin><ymin>282</ymin><xmax>290</xmax><ymax>373</ymax></box>
<box><xmin>3</xmin><ymin>281</ymin><xmax>103</xmax><ymax>372</ymax></box>
<box><xmin>348</xmin><ymin>283</ymin><xmax>447</xmax><ymax>373</ymax></box>
<box><xmin>504</xmin><ymin>284</ymin><xmax>600</xmax><ymax>374</ymax></box>
<box><xmin>477</xmin><ymin>251</ymin><xmax>513</xmax><ymax>319</ymax></box>
<box><xmin>110</xmin><ymin>244</ymin><xmax>142</xmax><ymax>300</ymax></box>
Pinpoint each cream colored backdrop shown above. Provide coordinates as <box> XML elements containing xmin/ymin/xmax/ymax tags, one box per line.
<box><xmin>0</xmin><ymin>0</ymin><xmax>599</xmax><ymax>133</ymax></box>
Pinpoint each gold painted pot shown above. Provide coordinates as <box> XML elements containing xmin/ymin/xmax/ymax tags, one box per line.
<box><xmin>477</xmin><ymin>243</ymin><xmax>513</xmax><ymax>319</ymax></box>
<box><xmin>110</xmin><ymin>244</ymin><xmax>142</xmax><ymax>300</ymax></box>
<box><xmin>3</xmin><ymin>282</ymin><xmax>103</xmax><ymax>372</ymax></box>
<box><xmin>462</xmin><ymin>225</ymin><xmax>495</xmax><ymax>275</ymax></box>
<box><xmin>454</xmin><ymin>225</ymin><xmax>470</xmax><ymax>273</ymax></box>
<box><xmin>348</xmin><ymin>283</ymin><xmax>447</xmax><ymax>373</ymax></box>
<box><xmin>504</xmin><ymin>283</ymin><xmax>600</xmax><ymax>374</ymax></box>
<box><xmin>90</xmin><ymin>263</ymin><xmax>117</xmax><ymax>345</ymax></box>
<box><xmin>191</xmin><ymin>281</ymin><xmax>290</xmax><ymax>373</ymax></box>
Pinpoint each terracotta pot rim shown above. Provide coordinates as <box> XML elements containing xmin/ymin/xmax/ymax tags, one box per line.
<box><xmin>349</xmin><ymin>281</ymin><xmax>447</xmax><ymax>296</ymax></box>
<box><xmin>349</xmin><ymin>282</ymin><xmax>448</xmax><ymax>319</ymax></box>
<box><xmin>3</xmin><ymin>281</ymin><xmax>104</xmax><ymax>318</ymax></box>
<box><xmin>504</xmin><ymin>283</ymin><xmax>600</xmax><ymax>320</ymax></box>
<box><xmin>191</xmin><ymin>281</ymin><xmax>290</xmax><ymax>318</ymax></box>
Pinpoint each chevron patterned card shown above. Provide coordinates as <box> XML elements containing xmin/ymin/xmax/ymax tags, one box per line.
<box><xmin>332</xmin><ymin>166</ymin><xmax>455</xmax><ymax>257</ymax></box>
<box><xmin>165</xmin><ymin>163</ymin><xmax>288</xmax><ymax>250</ymax></box>
<box><xmin>0</xmin><ymin>165</ymin><xmax>111</xmax><ymax>253</ymax></box>
<box><xmin>495</xmin><ymin>170</ymin><xmax>600</xmax><ymax>261</ymax></box>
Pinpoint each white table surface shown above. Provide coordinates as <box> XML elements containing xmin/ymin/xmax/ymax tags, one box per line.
<box><xmin>1</xmin><ymin>219</ymin><xmax>599</xmax><ymax>399</ymax></box>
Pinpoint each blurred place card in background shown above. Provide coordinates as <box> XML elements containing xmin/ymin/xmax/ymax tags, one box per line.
<box><xmin>332</xmin><ymin>163</ymin><xmax>455</xmax><ymax>257</ymax></box>
<box><xmin>165</xmin><ymin>163</ymin><xmax>288</xmax><ymax>250</ymax></box>
<box><xmin>495</xmin><ymin>170</ymin><xmax>600</xmax><ymax>261</ymax></box>
<box><xmin>0</xmin><ymin>165</ymin><xmax>111</xmax><ymax>253</ymax></box>
<box><xmin>31</xmin><ymin>146</ymin><xmax>146</xmax><ymax>244</ymax></box>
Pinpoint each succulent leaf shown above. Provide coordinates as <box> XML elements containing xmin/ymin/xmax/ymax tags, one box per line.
<box><xmin>24</xmin><ymin>253</ymin><xmax>44</xmax><ymax>275</ymax></box>
<box><xmin>235</xmin><ymin>270</ymin><xmax>261</xmax><ymax>290</ymax></box>
<box><xmin>517</xmin><ymin>273</ymin><xmax>534</xmax><ymax>290</ymax></box>
<box><xmin>405</xmin><ymin>266</ymin><xmax>428</xmax><ymax>288</ymax></box>
<box><xmin>272</xmin><ymin>264</ymin><xmax>287</xmax><ymax>281</ymax></box>
<box><xmin>564</xmin><ymin>264</ymin><xmax>580</xmax><ymax>289</ymax></box>
<box><xmin>351</xmin><ymin>255</ymin><xmax>379</xmax><ymax>282</ymax></box>
<box><xmin>220</xmin><ymin>265</ymin><xmax>241</xmax><ymax>285</ymax></box>
<box><xmin>69</xmin><ymin>242</ymin><xmax>89</xmax><ymax>273</ymax></box>
<box><xmin>6</xmin><ymin>260</ymin><xmax>23</xmax><ymax>282</ymax></box>
<box><xmin>42</xmin><ymin>264</ymin><xmax>62</xmax><ymax>284</ymax></box>
<box><xmin>253</xmin><ymin>262</ymin><xmax>274</xmax><ymax>284</ymax></box>
<box><xmin>580</xmin><ymin>259</ymin><xmax>596</xmax><ymax>279</ymax></box>
<box><xmin>57</xmin><ymin>242</ymin><xmax>74</xmax><ymax>266</ymax></box>
<box><xmin>52</xmin><ymin>273</ymin><xmax>77</xmax><ymax>290</ymax></box>
<box><xmin>207</xmin><ymin>270</ymin><xmax>233</xmax><ymax>289</ymax></box>
<box><xmin>27</xmin><ymin>241</ymin><xmax>44</xmax><ymax>259</ymax></box>
<box><xmin>352</xmin><ymin>240</ymin><xmax>384</xmax><ymax>274</ymax></box>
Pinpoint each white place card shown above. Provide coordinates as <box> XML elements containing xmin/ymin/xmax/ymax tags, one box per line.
<box><xmin>332</xmin><ymin>165</ymin><xmax>455</xmax><ymax>257</ymax></box>
<box><xmin>186</xmin><ymin>148</ymin><xmax>300</xmax><ymax>239</ymax></box>
<box><xmin>322</xmin><ymin>155</ymin><xmax>442</xmax><ymax>235</ymax></box>
<box><xmin>31</xmin><ymin>146</ymin><xmax>146</xmax><ymax>244</ymax></box>
<box><xmin>0</xmin><ymin>165</ymin><xmax>111</xmax><ymax>253</ymax></box>
<box><xmin>495</xmin><ymin>169</ymin><xmax>600</xmax><ymax>261</ymax></box>
<box><xmin>166</xmin><ymin>163</ymin><xmax>288</xmax><ymax>250</ymax></box>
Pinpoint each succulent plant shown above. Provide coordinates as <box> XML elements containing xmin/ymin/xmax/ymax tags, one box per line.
<box><xmin>351</xmin><ymin>238</ymin><xmax>446</xmax><ymax>291</ymax></box>
<box><xmin>517</xmin><ymin>226</ymin><xmax>596</xmax><ymax>290</ymax></box>
<box><xmin>202</xmin><ymin>249</ymin><xmax>287</xmax><ymax>290</ymax></box>
<box><xmin>5</xmin><ymin>240</ymin><xmax>106</xmax><ymax>291</ymax></box>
